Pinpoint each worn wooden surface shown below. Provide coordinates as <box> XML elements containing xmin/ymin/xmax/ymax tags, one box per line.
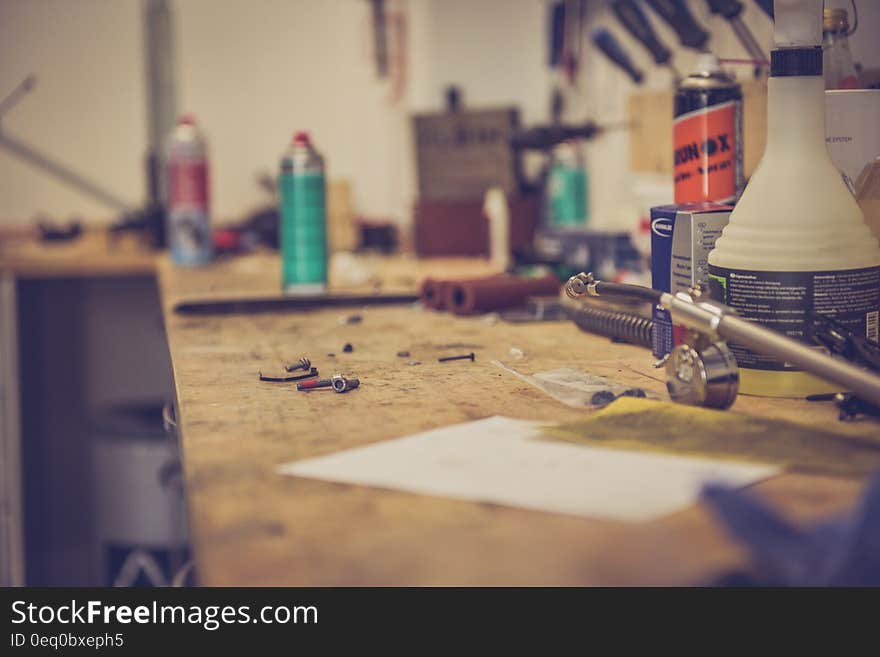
<box><xmin>0</xmin><ymin>230</ymin><xmax>156</xmax><ymax>278</ymax></box>
<box><xmin>159</xmin><ymin>253</ymin><xmax>876</xmax><ymax>585</ymax></box>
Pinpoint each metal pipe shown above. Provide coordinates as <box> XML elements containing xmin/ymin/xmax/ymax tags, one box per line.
<box><xmin>659</xmin><ymin>292</ymin><xmax>880</xmax><ymax>407</ymax></box>
<box><xmin>566</xmin><ymin>274</ymin><xmax>880</xmax><ymax>407</ymax></box>
<box><xmin>718</xmin><ymin>313</ymin><xmax>880</xmax><ymax>406</ymax></box>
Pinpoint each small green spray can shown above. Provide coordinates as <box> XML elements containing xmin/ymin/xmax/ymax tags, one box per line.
<box><xmin>279</xmin><ymin>131</ymin><xmax>328</xmax><ymax>294</ymax></box>
<box><xmin>546</xmin><ymin>140</ymin><xmax>589</xmax><ymax>227</ymax></box>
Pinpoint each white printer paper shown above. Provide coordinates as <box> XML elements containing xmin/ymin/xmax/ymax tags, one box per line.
<box><xmin>278</xmin><ymin>416</ymin><xmax>778</xmax><ymax>522</ymax></box>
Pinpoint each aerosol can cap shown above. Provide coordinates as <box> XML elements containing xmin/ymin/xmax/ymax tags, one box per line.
<box><xmin>292</xmin><ymin>131</ymin><xmax>312</xmax><ymax>146</ymax></box>
<box><xmin>773</xmin><ymin>0</ymin><xmax>823</xmax><ymax>48</ymax></box>
<box><xmin>693</xmin><ymin>52</ymin><xmax>722</xmax><ymax>75</ymax></box>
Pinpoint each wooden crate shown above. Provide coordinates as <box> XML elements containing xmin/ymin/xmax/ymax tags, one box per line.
<box><xmin>412</xmin><ymin>107</ymin><xmax>522</xmax><ymax>201</ymax></box>
<box><xmin>414</xmin><ymin>195</ymin><xmax>538</xmax><ymax>257</ymax></box>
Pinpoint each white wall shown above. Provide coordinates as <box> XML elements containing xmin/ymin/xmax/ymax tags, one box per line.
<box><xmin>0</xmin><ymin>0</ymin><xmax>146</xmax><ymax>223</ymax></box>
<box><xmin>1</xmin><ymin>0</ymin><xmax>878</xmax><ymax>228</ymax></box>
<box><xmin>0</xmin><ymin>0</ymin><xmax>405</xmax><ymax>224</ymax></box>
<box><xmin>174</xmin><ymin>0</ymin><xmax>406</xmax><ymax>222</ymax></box>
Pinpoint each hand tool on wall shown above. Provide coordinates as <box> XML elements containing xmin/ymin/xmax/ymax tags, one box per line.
<box><xmin>644</xmin><ymin>0</ymin><xmax>711</xmax><ymax>51</ymax></box>
<box><xmin>368</xmin><ymin>0</ymin><xmax>389</xmax><ymax>77</ymax></box>
<box><xmin>549</xmin><ymin>2</ymin><xmax>566</xmax><ymax>67</ymax></box>
<box><xmin>564</xmin><ymin>0</ymin><xmax>587</xmax><ymax>84</ymax></box>
<box><xmin>591</xmin><ymin>28</ymin><xmax>645</xmax><ymax>84</ymax></box>
<box><xmin>611</xmin><ymin>0</ymin><xmax>682</xmax><ymax>81</ymax></box>
<box><xmin>754</xmin><ymin>0</ymin><xmax>774</xmax><ymax>19</ymax></box>
<box><xmin>705</xmin><ymin>0</ymin><xmax>769</xmax><ymax>66</ymax></box>
<box><xmin>548</xmin><ymin>1</ymin><xmax>588</xmax><ymax>85</ymax></box>
<box><xmin>510</xmin><ymin>120</ymin><xmax>605</xmax><ymax>150</ymax></box>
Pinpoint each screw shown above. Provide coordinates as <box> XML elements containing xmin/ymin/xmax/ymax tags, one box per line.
<box><xmin>438</xmin><ymin>352</ymin><xmax>475</xmax><ymax>363</ymax></box>
<box><xmin>284</xmin><ymin>356</ymin><xmax>311</xmax><ymax>372</ymax></box>
<box><xmin>331</xmin><ymin>374</ymin><xmax>360</xmax><ymax>393</ymax></box>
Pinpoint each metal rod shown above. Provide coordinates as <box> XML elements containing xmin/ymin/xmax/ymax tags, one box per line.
<box><xmin>729</xmin><ymin>17</ymin><xmax>769</xmax><ymax>66</ymax></box>
<box><xmin>567</xmin><ymin>274</ymin><xmax>880</xmax><ymax>407</ymax></box>
<box><xmin>0</xmin><ymin>76</ymin><xmax>36</xmax><ymax>118</ymax></box>
<box><xmin>0</xmin><ymin>133</ymin><xmax>131</xmax><ymax>213</ymax></box>
<box><xmin>717</xmin><ymin>314</ymin><xmax>880</xmax><ymax>407</ymax></box>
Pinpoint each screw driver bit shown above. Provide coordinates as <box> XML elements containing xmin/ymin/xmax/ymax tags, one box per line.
<box><xmin>438</xmin><ymin>352</ymin><xmax>476</xmax><ymax>363</ymax></box>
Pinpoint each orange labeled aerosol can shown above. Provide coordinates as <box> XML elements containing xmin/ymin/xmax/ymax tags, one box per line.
<box><xmin>673</xmin><ymin>54</ymin><xmax>744</xmax><ymax>205</ymax></box>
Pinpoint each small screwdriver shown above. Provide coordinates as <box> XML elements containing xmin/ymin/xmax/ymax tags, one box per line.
<box><xmin>753</xmin><ymin>0</ymin><xmax>773</xmax><ymax>19</ymax></box>
<box><xmin>705</xmin><ymin>0</ymin><xmax>768</xmax><ymax>65</ymax></box>
<box><xmin>611</xmin><ymin>0</ymin><xmax>681</xmax><ymax>81</ymax></box>
<box><xmin>644</xmin><ymin>0</ymin><xmax>711</xmax><ymax>51</ymax></box>
<box><xmin>591</xmin><ymin>28</ymin><xmax>644</xmax><ymax>85</ymax></box>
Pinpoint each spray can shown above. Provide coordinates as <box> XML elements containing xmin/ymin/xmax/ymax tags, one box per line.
<box><xmin>279</xmin><ymin>132</ymin><xmax>328</xmax><ymax>294</ymax></box>
<box><xmin>166</xmin><ymin>115</ymin><xmax>213</xmax><ymax>265</ymax></box>
<box><xmin>673</xmin><ymin>54</ymin><xmax>744</xmax><ymax>205</ymax></box>
<box><xmin>546</xmin><ymin>140</ymin><xmax>589</xmax><ymax>227</ymax></box>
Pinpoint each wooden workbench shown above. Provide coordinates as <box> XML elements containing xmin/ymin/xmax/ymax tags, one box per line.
<box><xmin>0</xmin><ymin>230</ymin><xmax>156</xmax><ymax>278</ymax></box>
<box><xmin>0</xmin><ymin>229</ymin><xmax>158</xmax><ymax>585</ymax></box>
<box><xmin>158</xmin><ymin>253</ymin><xmax>877</xmax><ymax>586</ymax></box>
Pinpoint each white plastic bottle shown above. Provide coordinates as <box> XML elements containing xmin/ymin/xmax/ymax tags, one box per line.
<box><xmin>708</xmin><ymin>0</ymin><xmax>880</xmax><ymax>398</ymax></box>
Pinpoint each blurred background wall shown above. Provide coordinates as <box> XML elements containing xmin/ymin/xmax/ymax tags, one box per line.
<box><xmin>1</xmin><ymin>0</ymin><xmax>878</xmax><ymax>229</ymax></box>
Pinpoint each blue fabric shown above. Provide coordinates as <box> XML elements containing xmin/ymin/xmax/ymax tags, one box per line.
<box><xmin>701</xmin><ymin>473</ymin><xmax>880</xmax><ymax>586</ymax></box>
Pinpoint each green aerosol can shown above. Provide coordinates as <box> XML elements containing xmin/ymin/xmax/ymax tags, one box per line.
<box><xmin>546</xmin><ymin>140</ymin><xmax>589</xmax><ymax>227</ymax></box>
<box><xmin>279</xmin><ymin>131</ymin><xmax>327</xmax><ymax>294</ymax></box>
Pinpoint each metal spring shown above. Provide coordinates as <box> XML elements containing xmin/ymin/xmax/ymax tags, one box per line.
<box><xmin>569</xmin><ymin>305</ymin><xmax>653</xmax><ymax>349</ymax></box>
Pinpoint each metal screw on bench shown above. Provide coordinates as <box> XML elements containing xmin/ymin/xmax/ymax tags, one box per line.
<box><xmin>297</xmin><ymin>374</ymin><xmax>360</xmax><ymax>393</ymax></box>
<box><xmin>438</xmin><ymin>352</ymin><xmax>475</xmax><ymax>363</ymax></box>
<box><xmin>284</xmin><ymin>356</ymin><xmax>311</xmax><ymax>372</ymax></box>
<box><xmin>331</xmin><ymin>374</ymin><xmax>360</xmax><ymax>393</ymax></box>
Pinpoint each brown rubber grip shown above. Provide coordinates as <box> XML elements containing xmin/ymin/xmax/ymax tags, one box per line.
<box><xmin>420</xmin><ymin>278</ymin><xmax>450</xmax><ymax>310</ymax></box>
<box><xmin>445</xmin><ymin>274</ymin><xmax>561</xmax><ymax>315</ymax></box>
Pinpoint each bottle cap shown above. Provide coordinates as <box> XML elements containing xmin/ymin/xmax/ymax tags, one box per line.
<box><xmin>771</xmin><ymin>46</ymin><xmax>823</xmax><ymax>77</ymax></box>
<box><xmin>774</xmin><ymin>0</ymin><xmax>823</xmax><ymax>47</ymax></box>
<box><xmin>292</xmin><ymin>131</ymin><xmax>311</xmax><ymax>146</ymax></box>
<box><xmin>823</xmin><ymin>8</ymin><xmax>849</xmax><ymax>35</ymax></box>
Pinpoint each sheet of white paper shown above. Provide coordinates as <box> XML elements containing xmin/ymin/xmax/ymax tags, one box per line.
<box><xmin>278</xmin><ymin>416</ymin><xmax>779</xmax><ymax>522</ymax></box>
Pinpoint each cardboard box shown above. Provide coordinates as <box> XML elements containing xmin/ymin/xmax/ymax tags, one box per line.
<box><xmin>650</xmin><ymin>202</ymin><xmax>732</xmax><ymax>358</ymax></box>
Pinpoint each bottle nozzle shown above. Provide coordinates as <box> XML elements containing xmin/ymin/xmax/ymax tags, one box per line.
<box><xmin>773</xmin><ymin>0</ymin><xmax>823</xmax><ymax>48</ymax></box>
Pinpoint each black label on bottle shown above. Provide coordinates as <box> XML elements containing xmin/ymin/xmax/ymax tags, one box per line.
<box><xmin>707</xmin><ymin>265</ymin><xmax>880</xmax><ymax>371</ymax></box>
